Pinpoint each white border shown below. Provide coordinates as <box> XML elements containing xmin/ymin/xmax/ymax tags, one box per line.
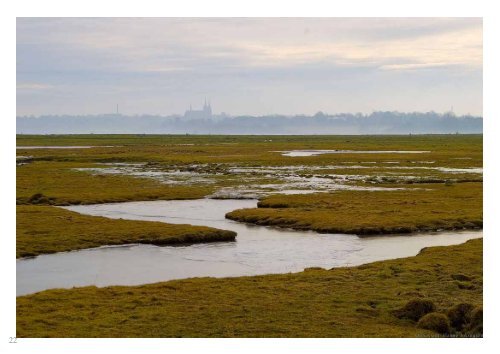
<box><xmin>3</xmin><ymin>1</ymin><xmax>499</xmax><ymax>353</ymax></box>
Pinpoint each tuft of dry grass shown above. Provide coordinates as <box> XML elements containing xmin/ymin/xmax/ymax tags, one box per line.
<box><xmin>392</xmin><ymin>299</ymin><xmax>436</xmax><ymax>321</ymax></box>
<box><xmin>417</xmin><ymin>313</ymin><xmax>451</xmax><ymax>334</ymax></box>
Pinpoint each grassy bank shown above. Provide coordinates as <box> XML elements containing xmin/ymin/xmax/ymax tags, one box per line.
<box><xmin>226</xmin><ymin>183</ymin><xmax>482</xmax><ymax>235</ymax></box>
<box><xmin>17</xmin><ymin>161</ymin><xmax>213</xmax><ymax>206</ymax></box>
<box><xmin>17</xmin><ymin>238</ymin><xmax>482</xmax><ymax>337</ymax></box>
<box><xmin>17</xmin><ymin>205</ymin><xmax>236</xmax><ymax>258</ymax></box>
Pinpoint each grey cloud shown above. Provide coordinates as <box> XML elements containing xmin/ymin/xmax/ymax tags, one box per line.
<box><xmin>16</xmin><ymin>18</ymin><xmax>482</xmax><ymax>116</ymax></box>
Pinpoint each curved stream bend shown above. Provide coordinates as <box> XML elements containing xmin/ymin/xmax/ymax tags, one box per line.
<box><xmin>17</xmin><ymin>199</ymin><xmax>482</xmax><ymax>296</ymax></box>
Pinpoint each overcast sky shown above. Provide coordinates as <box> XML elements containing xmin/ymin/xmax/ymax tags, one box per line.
<box><xmin>17</xmin><ymin>18</ymin><xmax>482</xmax><ymax>116</ymax></box>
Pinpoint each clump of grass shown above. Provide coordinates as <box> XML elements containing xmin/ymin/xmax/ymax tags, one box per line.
<box><xmin>393</xmin><ymin>299</ymin><xmax>436</xmax><ymax>321</ymax></box>
<box><xmin>417</xmin><ymin>313</ymin><xmax>451</xmax><ymax>334</ymax></box>
<box><xmin>465</xmin><ymin>306</ymin><xmax>483</xmax><ymax>336</ymax></box>
<box><xmin>27</xmin><ymin>193</ymin><xmax>54</xmax><ymax>205</ymax></box>
<box><xmin>447</xmin><ymin>303</ymin><xmax>475</xmax><ymax>331</ymax></box>
<box><xmin>456</xmin><ymin>281</ymin><xmax>475</xmax><ymax>290</ymax></box>
<box><xmin>451</xmin><ymin>274</ymin><xmax>472</xmax><ymax>281</ymax></box>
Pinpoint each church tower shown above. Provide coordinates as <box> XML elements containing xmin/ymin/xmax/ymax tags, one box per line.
<box><xmin>203</xmin><ymin>98</ymin><xmax>212</xmax><ymax>116</ymax></box>
<box><xmin>184</xmin><ymin>99</ymin><xmax>212</xmax><ymax>120</ymax></box>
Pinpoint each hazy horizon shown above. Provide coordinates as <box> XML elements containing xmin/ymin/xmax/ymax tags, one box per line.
<box><xmin>16</xmin><ymin>111</ymin><xmax>482</xmax><ymax>135</ymax></box>
<box><xmin>16</xmin><ymin>109</ymin><xmax>482</xmax><ymax>119</ymax></box>
<box><xmin>17</xmin><ymin>18</ymin><xmax>482</xmax><ymax>117</ymax></box>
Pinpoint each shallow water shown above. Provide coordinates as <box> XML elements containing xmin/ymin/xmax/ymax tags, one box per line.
<box><xmin>17</xmin><ymin>199</ymin><xmax>482</xmax><ymax>296</ymax></box>
<box><xmin>16</xmin><ymin>146</ymin><xmax>116</xmax><ymax>149</ymax></box>
<box><xmin>75</xmin><ymin>163</ymin><xmax>405</xmax><ymax>199</ymax></box>
<box><xmin>75</xmin><ymin>166</ymin><xmax>216</xmax><ymax>185</ymax></box>
<box><xmin>387</xmin><ymin>166</ymin><xmax>483</xmax><ymax>174</ymax></box>
<box><xmin>277</xmin><ymin>150</ymin><xmax>431</xmax><ymax>157</ymax></box>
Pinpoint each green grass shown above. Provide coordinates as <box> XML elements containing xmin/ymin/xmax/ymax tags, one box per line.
<box><xmin>226</xmin><ymin>183</ymin><xmax>483</xmax><ymax>235</ymax></box>
<box><xmin>17</xmin><ymin>134</ymin><xmax>482</xmax><ymax>168</ymax></box>
<box><xmin>16</xmin><ymin>205</ymin><xmax>236</xmax><ymax>258</ymax></box>
<box><xmin>16</xmin><ymin>238</ymin><xmax>482</xmax><ymax>337</ymax></box>
<box><xmin>16</xmin><ymin>161</ymin><xmax>214</xmax><ymax>205</ymax></box>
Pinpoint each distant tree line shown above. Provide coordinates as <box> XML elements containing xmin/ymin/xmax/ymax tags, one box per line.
<box><xmin>16</xmin><ymin>111</ymin><xmax>482</xmax><ymax>135</ymax></box>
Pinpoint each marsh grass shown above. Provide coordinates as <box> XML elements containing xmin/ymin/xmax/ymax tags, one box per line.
<box><xmin>17</xmin><ymin>134</ymin><xmax>482</xmax><ymax>168</ymax></box>
<box><xmin>17</xmin><ymin>135</ymin><xmax>482</xmax><ymax>207</ymax></box>
<box><xmin>16</xmin><ymin>161</ymin><xmax>213</xmax><ymax>205</ymax></box>
<box><xmin>226</xmin><ymin>183</ymin><xmax>482</xmax><ymax>235</ymax></box>
<box><xmin>15</xmin><ymin>134</ymin><xmax>483</xmax><ymax>337</ymax></box>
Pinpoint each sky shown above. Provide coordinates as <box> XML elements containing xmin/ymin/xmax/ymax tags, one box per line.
<box><xmin>16</xmin><ymin>17</ymin><xmax>483</xmax><ymax>117</ymax></box>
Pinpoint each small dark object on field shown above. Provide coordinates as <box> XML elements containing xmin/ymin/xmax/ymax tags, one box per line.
<box><xmin>456</xmin><ymin>281</ymin><xmax>475</xmax><ymax>290</ymax></box>
<box><xmin>393</xmin><ymin>299</ymin><xmax>436</xmax><ymax>321</ymax></box>
<box><xmin>451</xmin><ymin>274</ymin><xmax>472</xmax><ymax>281</ymax></box>
<box><xmin>417</xmin><ymin>312</ymin><xmax>451</xmax><ymax>334</ymax></box>
<box><xmin>29</xmin><ymin>193</ymin><xmax>44</xmax><ymax>201</ymax></box>
<box><xmin>28</xmin><ymin>193</ymin><xmax>51</xmax><ymax>204</ymax></box>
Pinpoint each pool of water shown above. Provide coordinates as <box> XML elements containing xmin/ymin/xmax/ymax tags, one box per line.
<box><xmin>276</xmin><ymin>150</ymin><xmax>431</xmax><ymax>157</ymax></box>
<box><xmin>16</xmin><ymin>146</ymin><xmax>116</xmax><ymax>149</ymax></box>
<box><xmin>16</xmin><ymin>199</ymin><xmax>482</xmax><ymax>296</ymax></box>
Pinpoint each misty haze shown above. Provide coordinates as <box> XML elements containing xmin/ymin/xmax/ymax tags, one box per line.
<box><xmin>17</xmin><ymin>108</ymin><xmax>482</xmax><ymax>135</ymax></box>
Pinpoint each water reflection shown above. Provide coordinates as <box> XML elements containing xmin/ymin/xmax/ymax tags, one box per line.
<box><xmin>17</xmin><ymin>199</ymin><xmax>482</xmax><ymax>296</ymax></box>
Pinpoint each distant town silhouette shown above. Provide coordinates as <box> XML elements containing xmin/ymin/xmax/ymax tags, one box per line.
<box><xmin>17</xmin><ymin>108</ymin><xmax>482</xmax><ymax>135</ymax></box>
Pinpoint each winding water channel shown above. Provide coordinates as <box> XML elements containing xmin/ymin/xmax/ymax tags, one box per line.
<box><xmin>17</xmin><ymin>199</ymin><xmax>482</xmax><ymax>296</ymax></box>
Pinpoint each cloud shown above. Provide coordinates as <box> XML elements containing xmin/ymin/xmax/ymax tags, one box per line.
<box><xmin>17</xmin><ymin>18</ymin><xmax>482</xmax><ymax>71</ymax></box>
<box><xmin>16</xmin><ymin>18</ymin><xmax>482</xmax><ymax>116</ymax></box>
<box><xmin>379</xmin><ymin>63</ymin><xmax>452</xmax><ymax>71</ymax></box>
<box><xmin>17</xmin><ymin>82</ymin><xmax>54</xmax><ymax>90</ymax></box>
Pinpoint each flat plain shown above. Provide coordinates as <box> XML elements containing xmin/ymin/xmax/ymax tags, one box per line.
<box><xmin>16</xmin><ymin>134</ymin><xmax>483</xmax><ymax>337</ymax></box>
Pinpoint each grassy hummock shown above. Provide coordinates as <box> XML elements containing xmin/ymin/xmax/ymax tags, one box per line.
<box><xmin>417</xmin><ymin>313</ymin><xmax>451</xmax><ymax>334</ymax></box>
<box><xmin>16</xmin><ymin>238</ymin><xmax>482</xmax><ymax>337</ymax></box>
<box><xmin>17</xmin><ymin>205</ymin><xmax>236</xmax><ymax>258</ymax></box>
